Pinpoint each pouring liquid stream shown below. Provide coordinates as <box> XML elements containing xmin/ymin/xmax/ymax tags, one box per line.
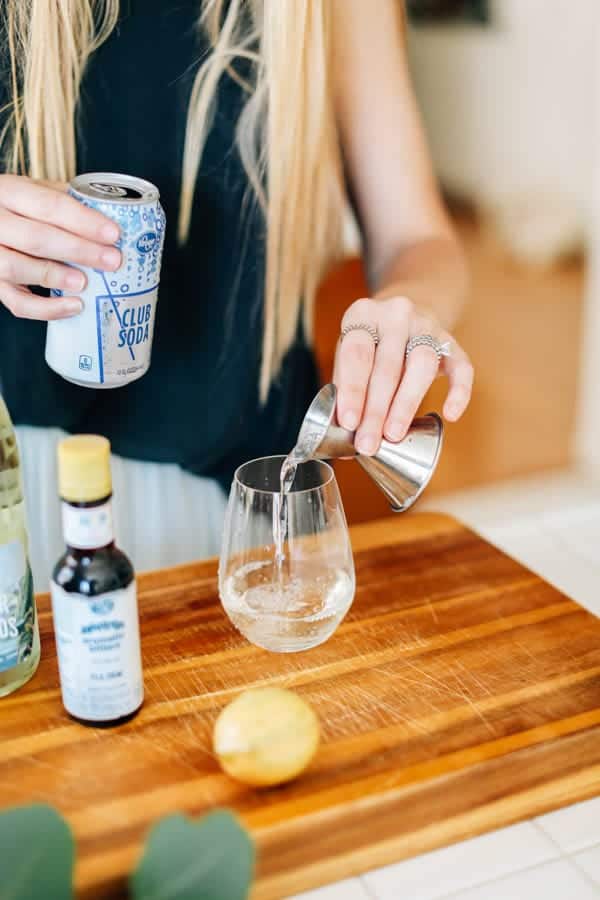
<box><xmin>274</xmin><ymin>446</ymin><xmax>306</xmax><ymax>569</ymax></box>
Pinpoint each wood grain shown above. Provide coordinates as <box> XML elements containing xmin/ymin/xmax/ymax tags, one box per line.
<box><xmin>2</xmin><ymin>512</ymin><xmax>600</xmax><ymax>899</ymax></box>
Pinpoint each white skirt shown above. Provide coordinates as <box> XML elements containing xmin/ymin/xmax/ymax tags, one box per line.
<box><xmin>16</xmin><ymin>426</ymin><xmax>228</xmax><ymax>591</ymax></box>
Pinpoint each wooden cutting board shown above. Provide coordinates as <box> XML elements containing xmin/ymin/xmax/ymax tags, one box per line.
<box><xmin>2</xmin><ymin>512</ymin><xmax>600</xmax><ymax>899</ymax></box>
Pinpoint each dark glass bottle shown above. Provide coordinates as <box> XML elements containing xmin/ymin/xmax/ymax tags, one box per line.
<box><xmin>50</xmin><ymin>436</ymin><xmax>143</xmax><ymax>726</ymax></box>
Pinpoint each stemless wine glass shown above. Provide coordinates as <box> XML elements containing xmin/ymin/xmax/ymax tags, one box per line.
<box><xmin>219</xmin><ymin>456</ymin><xmax>355</xmax><ymax>652</ymax></box>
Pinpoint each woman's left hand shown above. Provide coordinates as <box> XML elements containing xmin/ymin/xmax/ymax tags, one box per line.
<box><xmin>333</xmin><ymin>295</ymin><xmax>473</xmax><ymax>455</ymax></box>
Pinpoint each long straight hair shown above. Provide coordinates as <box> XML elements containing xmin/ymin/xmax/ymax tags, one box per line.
<box><xmin>0</xmin><ymin>0</ymin><xmax>346</xmax><ymax>400</ymax></box>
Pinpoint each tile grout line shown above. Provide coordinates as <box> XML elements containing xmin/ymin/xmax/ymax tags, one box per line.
<box><xmin>359</xmin><ymin>875</ymin><xmax>379</xmax><ymax>900</ymax></box>
<box><xmin>531</xmin><ymin>817</ymin><xmax>566</xmax><ymax>854</ymax></box>
<box><xmin>566</xmin><ymin>838</ymin><xmax>600</xmax><ymax>896</ymax></box>
<box><xmin>357</xmin><ymin>795</ymin><xmax>600</xmax><ymax>899</ymax></box>
<box><xmin>358</xmin><ymin>813</ymin><xmax>600</xmax><ymax>900</ymax></box>
<box><xmin>533</xmin><ymin>816</ymin><xmax>600</xmax><ymax>859</ymax></box>
<box><xmin>567</xmin><ymin>858</ymin><xmax>600</xmax><ymax>897</ymax></box>
<box><xmin>381</xmin><ymin>854</ymin><xmax>572</xmax><ymax>900</ymax></box>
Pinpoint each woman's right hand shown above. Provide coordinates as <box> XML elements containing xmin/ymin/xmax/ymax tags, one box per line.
<box><xmin>0</xmin><ymin>175</ymin><xmax>122</xmax><ymax>321</ymax></box>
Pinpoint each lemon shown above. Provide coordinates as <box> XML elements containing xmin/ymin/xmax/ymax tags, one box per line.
<box><xmin>213</xmin><ymin>687</ymin><xmax>320</xmax><ymax>787</ymax></box>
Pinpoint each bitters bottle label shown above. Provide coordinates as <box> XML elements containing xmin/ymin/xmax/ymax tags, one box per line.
<box><xmin>50</xmin><ymin>581</ymin><xmax>143</xmax><ymax>721</ymax></box>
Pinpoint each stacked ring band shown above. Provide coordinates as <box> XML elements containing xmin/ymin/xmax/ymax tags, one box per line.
<box><xmin>405</xmin><ymin>334</ymin><xmax>451</xmax><ymax>362</ymax></box>
<box><xmin>340</xmin><ymin>322</ymin><xmax>380</xmax><ymax>346</ymax></box>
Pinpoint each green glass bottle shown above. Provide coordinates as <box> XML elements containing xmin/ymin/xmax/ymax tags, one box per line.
<box><xmin>0</xmin><ymin>395</ymin><xmax>40</xmax><ymax>696</ymax></box>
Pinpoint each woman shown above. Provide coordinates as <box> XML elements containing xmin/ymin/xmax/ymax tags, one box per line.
<box><xmin>0</xmin><ymin>0</ymin><xmax>472</xmax><ymax>587</ymax></box>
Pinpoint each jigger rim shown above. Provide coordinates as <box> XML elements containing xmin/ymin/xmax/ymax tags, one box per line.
<box><xmin>233</xmin><ymin>454</ymin><xmax>335</xmax><ymax>495</ymax></box>
<box><xmin>292</xmin><ymin>383</ymin><xmax>338</xmax><ymax>451</ymax></box>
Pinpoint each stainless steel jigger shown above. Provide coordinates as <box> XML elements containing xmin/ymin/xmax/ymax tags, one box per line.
<box><xmin>293</xmin><ymin>383</ymin><xmax>443</xmax><ymax>512</ymax></box>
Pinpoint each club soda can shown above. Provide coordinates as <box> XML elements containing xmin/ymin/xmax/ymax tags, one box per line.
<box><xmin>45</xmin><ymin>172</ymin><xmax>166</xmax><ymax>388</ymax></box>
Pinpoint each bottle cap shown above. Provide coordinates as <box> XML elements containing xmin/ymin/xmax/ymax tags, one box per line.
<box><xmin>57</xmin><ymin>435</ymin><xmax>112</xmax><ymax>503</ymax></box>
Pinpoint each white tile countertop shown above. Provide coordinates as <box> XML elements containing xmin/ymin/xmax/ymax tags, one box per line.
<box><xmin>290</xmin><ymin>467</ymin><xmax>600</xmax><ymax>900</ymax></box>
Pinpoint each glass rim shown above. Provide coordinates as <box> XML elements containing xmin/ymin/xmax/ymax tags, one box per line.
<box><xmin>233</xmin><ymin>454</ymin><xmax>334</xmax><ymax>495</ymax></box>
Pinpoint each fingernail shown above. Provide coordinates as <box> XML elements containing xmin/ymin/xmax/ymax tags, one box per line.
<box><xmin>65</xmin><ymin>270</ymin><xmax>85</xmax><ymax>291</ymax></box>
<box><xmin>446</xmin><ymin>404</ymin><xmax>460</xmax><ymax>420</ymax></box>
<box><xmin>63</xmin><ymin>299</ymin><xmax>83</xmax><ymax>315</ymax></box>
<box><xmin>342</xmin><ymin>412</ymin><xmax>359</xmax><ymax>431</ymax></box>
<box><xmin>101</xmin><ymin>223</ymin><xmax>120</xmax><ymax>243</ymax></box>
<box><xmin>101</xmin><ymin>248</ymin><xmax>121</xmax><ymax>270</ymax></box>
<box><xmin>386</xmin><ymin>424</ymin><xmax>405</xmax><ymax>442</ymax></box>
<box><xmin>356</xmin><ymin>434</ymin><xmax>378</xmax><ymax>456</ymax></box>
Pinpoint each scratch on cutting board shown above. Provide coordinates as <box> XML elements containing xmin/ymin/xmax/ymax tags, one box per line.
<box><xmin>452</xmin><ymin>659</ymin><xmax>494</xmax><ymax>698</ymax></box>
<box><xmin>358</xmin><ymin>683</ymin><xmax>433</xmax><ymax>736</ymax></box>
<box><xmin>425</xmin><ymin>594</ymin><xmax>439</xmax><ymax>625</ymax></box>
<box><xmin>511</xmin><ymin>638</ymin><xmax>541</xmax><ymax>668</ymax></box>
<box><xmin>397</xmin><ymin>657</ymin><xmax>460</xmax><ymax>701</ymax></box>
<box><xmin>393</xmin><ymin>655</ymin><xmax>498</xmax><ymax>738</ymax></box>
<box><xmin>451</xmin><ymin>681</ymin><xmax>498</xmax><ymax>738</ymax></box>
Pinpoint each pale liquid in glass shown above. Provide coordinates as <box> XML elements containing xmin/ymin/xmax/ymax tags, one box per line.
<box><xmin>221</xmin><ymin>558</ymin><xmax>354</xmax><ymax>652</ymax></box>
<box><xmin>223</xmin><ymin>449</ymin><xmax>354</xmax><ymax>652</ymax></box>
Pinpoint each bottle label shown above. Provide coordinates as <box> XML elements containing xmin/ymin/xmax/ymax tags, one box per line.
<box><xmin>62</xmin><ymin>500</ymin><xmax>113</xmax><ymax>549</ymax></box>
<box><xmin>50</xmin><ymin>580</ymin><xmax>143</xmax><ymax>721</ymax></box>
<box><xmin>0</xmin><ymin>541</ymin><xmax>35</xmax><ymax>672</ymax></box>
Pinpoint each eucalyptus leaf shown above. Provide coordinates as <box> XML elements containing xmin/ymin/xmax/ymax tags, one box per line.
<box><xmin>130</xmin><ymin>810</ymin><xmax>255</xmax><ymax>900</ymax></box>
<box><xmin>0</xmin><ymin>804</ymin><xmax>74</xmax><ymax>900</ymax></box>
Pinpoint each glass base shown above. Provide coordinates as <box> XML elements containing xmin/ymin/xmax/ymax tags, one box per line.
<box><xmin>233</xmin><ymin>621</ymin><xmax>343</xmax><ymax>654</ymax></box>
<box><xmin>251</xmin><ymin>637</ymin><xmax>332</xmax><ymax>653</ymax></box>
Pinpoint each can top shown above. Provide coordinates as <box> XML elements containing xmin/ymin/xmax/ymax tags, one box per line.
<box><xmin>57</xmin><ymin>435</ymin><xmax>112</xmax><ymax>503</ymax></box>
<box><xmin>70</xmin><ymin>172</ymin><xmax>159</xmax><ymax>205</ymax></box>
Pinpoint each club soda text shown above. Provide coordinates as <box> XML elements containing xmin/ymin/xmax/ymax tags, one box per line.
<box><xmin>117</xmin><ymin>303</ymin><xmax>152</xmax><ymax>349</ymax></box>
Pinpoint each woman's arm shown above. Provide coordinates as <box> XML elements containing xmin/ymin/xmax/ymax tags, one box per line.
<box><xmin>332</xmin><ymin>0</ymin><xmax>473</xmax><ymax>454</ymax></box>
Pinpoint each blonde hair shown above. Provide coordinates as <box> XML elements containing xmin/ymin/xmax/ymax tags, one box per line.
<box><xmin>1</xmin><ymin>0</ymin><xmax>346</xmax><ymax>399</ymax></box>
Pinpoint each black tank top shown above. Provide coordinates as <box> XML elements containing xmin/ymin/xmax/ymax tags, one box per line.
<box><xmin>0</xmin><ymin>0</ymin><xmax>319</xmax><ymax>490</ymax></box>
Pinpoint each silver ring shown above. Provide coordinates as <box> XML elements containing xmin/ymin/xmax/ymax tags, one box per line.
<box><xmin>340</xmin><ymin>322</ymin><xmax>379</xmax><ymax>346</ymax></box>
<box><xmin>405</xmin><ymin>333</ymin><xmax>451</xmax><ymax>362</ymax></box>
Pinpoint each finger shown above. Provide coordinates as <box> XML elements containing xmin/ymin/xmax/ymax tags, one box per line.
<box><xmin>443</xmin><ymin>348</ymin><xmax>474</xmax><ymax>421</ymax></box>
<box><xmin>385</xmin><ymin>346</ymin><xmax>439</xmax><ymax>441</ymax></box>
<box><xmin>355</xmin><ymin>336</ymin><xmax>405</xmax><ymax>455</ymax></box>
<box><xmin>0</xmin><ymin>175</ymin><xmax>119</xmax><ymax>244</ymax></box>
<box><xmin>0</xmin><ymin>247</ymin><xmax>87</xmax><ymax>293</ymax></box>
<box><xmin>38</xmin><ymin>179</ymin><xmax>69</xmax><ymax>192</ymax></box>
<box><xmin>0</xmin><ymin>209</ymin><xmax>121</xmax><ymax>271</ymax></box>
<box><xmin>334</xmin><ymin>331</ymin><xmax>376</xmax><ymax>431</ymax></box>
<box><xmin>0</xmin><ymin>281</ymin><xmax>82</xmax><ymax>320</ymax></box>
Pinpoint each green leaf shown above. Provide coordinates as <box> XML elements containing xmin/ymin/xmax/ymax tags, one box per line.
<box><xmin>0</xmin><ymin>804</ymin><xmax>74</xmax><ymax>900</ymax></box>
<box><xmin>131</xmin><ymin>810</ymin><xmax>255</xmax><ymax>900</ymax></box>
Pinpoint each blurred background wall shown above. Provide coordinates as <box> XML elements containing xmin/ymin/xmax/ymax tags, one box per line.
<box><xmin>314</xmin><ymin>0</ymin><xmax>596</xmax><ymax>524</ymax></box>
<box><xmin>409</xmin><ymin>0</ymin><xmax>596</xmax><ymax>264</ymax></box>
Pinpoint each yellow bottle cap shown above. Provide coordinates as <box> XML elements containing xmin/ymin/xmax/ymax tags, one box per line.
<box><xmin>57</xmin><ymin>435</ymin><xmax>112</xmax><ymax>503</ymax></box>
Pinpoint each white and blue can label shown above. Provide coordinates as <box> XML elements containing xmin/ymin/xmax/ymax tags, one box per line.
<box><xmin>45</xmin><ymin>173</ymin><xmax>166</xmax><ymax>389</ymax></box>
